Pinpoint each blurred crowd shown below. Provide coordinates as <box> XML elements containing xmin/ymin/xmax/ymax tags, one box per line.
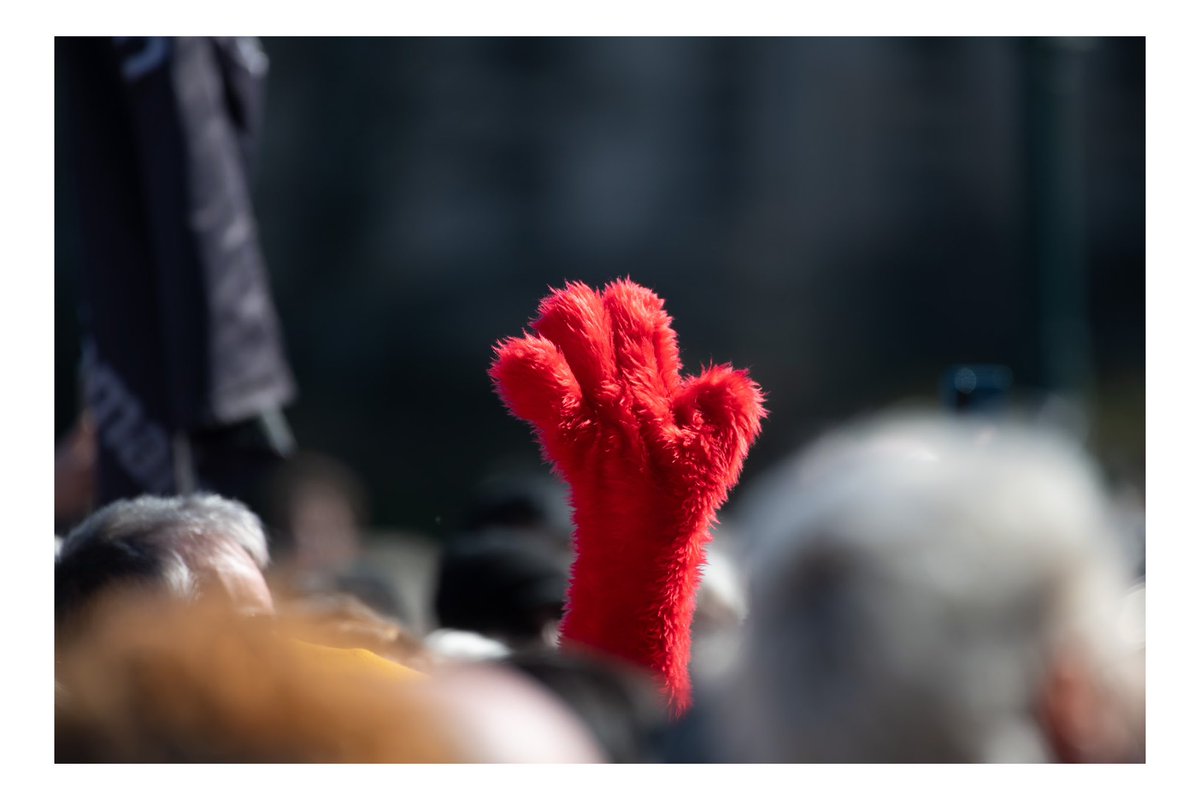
<box><xmin>54</xmin><ymin>411</ymin><xmax>1146</xmax><ymax>763</ymax></box>
<box><xmin>53</xmin><ymin>37</ymin><xmax>1145</xmax><ymax>764</ymax></box>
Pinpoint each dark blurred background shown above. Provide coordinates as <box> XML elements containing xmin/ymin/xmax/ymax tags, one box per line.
<box><xmin>55</xmin><ymin>37</ymin><xmax>1145</xmax><ymax>535</ymax></box>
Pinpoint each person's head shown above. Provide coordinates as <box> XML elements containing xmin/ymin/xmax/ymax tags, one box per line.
<box><xmin>56</xmin><ymin>493</ymin><xmax>274</xmax><ymax>637</ymax></box>
<box><xmin>434</xmin><ymin>530</ymin><xmax>569</xmax><ymax>650</ymax></box>
<box><xmin>723</xmin><ymin>413</ymin><xmax>1143</xmax><ymax>762</ymax></box>
<box><xmin>265</xmin><ymin>452</ymin><xmax>368</xmax><ymax>574</ymax></box>
<box><xmin>462</xmin><ymin>472</ymin><xmax>572</xmax><ymax>549</ymax></box>
<box><xmin>504</xmin><ymin>647</ymin><xmax>669</xmax><ymax>763</ymax></box>
<box><xmin>55</xmin><ymin>596</ymin><xmax>603</xmax><ymax>763</ymax></box>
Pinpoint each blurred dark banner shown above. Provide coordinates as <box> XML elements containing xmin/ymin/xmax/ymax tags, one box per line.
<box><xmin>58</xmin><ymin>37</ymin><xmax>294</xmax><ymax>507</ymax></box>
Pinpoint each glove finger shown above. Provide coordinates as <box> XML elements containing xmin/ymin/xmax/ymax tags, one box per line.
<box><xmin>672</xmin><ymin>365</ymin><xmax>767</xmax><ymax>485</ymax></box>
<box><xmin>529</xmin><ymin>282</ymin><xmax>620</xmax><ymax>411</ymax></box>
<box><xmin>602</xmin><ymin>279</ymin><xmax>682</xmax><ymax>418</ymax></box>
<box><xmin>490</xmin><ymin>334</ymin><xmax>584</xmax><ymax>440</ymax></box>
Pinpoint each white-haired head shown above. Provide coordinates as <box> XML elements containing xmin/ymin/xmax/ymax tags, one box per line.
<box><xmin>723</xmin><ymin>413</ymin><xmax>1142</xmax><ymax>762</ymax></box>
<box><xmin>56</xmin><ymin>493</ymin><xmax>274</xmax><ymax>631</ymax></box>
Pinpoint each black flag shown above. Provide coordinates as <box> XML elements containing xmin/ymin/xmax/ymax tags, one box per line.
<box><xmin>60</xmin><ymin>37</ymin><xmax>295</xmax><ymax>507</ymax></box>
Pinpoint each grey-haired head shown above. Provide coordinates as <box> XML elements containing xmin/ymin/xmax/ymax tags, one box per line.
<box><xmin>56</xmin><ymin>493</ymin><xmax>274</xmax><ymax>634</ymax></box>
<box><xmin>722</xmin><ymin>413</ymin><xmax>1143</xmax><ymax>763</ymax></box>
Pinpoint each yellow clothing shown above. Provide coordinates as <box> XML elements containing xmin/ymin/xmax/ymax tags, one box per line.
<box><xmin>289</xmin><ymin>638</ymin><xmax>425</xmax><ymax>683</ymax></box>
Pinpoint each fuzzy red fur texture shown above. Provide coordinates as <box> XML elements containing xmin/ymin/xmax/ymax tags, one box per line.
<box><xmin>489</xmin><ymin>279</ymin><xmax>766</xmax><ymax>715</ymax></box>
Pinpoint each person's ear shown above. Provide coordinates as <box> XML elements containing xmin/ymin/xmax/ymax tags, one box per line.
<box><xmin>1037</xmin><ymin>646</ymin><xmax>1140</xmax><ymax>763</ymax></box>
<box><xmin>1038</xmin><ymin>648</ymin><xmax>1096</xmax><ymax>762</ymax></box>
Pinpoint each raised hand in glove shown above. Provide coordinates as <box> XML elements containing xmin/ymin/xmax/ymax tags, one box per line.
<box><xmin>489</xmin><ymin>279</ymin><xmax>766</xmax><ymax>715</ymax></box>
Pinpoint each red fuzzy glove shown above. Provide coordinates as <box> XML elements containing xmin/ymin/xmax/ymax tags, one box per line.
<box><xmin>489</xmin><ymin>279</ymin><xmax>765</xmax><ymax>715</ymax></box>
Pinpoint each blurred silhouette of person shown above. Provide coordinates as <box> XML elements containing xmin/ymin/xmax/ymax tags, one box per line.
<box><xmin>58</xmin><ymin>37</ymin><xmax>295</xmax><ymax>511</ymax></box>
<box><xmin>266</xmin><ymin>453</ymin><xmax>366</xmax><ymax>575</ymax></box>
<box><xmin>56</xmin><ymin>595</ymin><xmax>602</xmax><ymax>762</ymax></box>
<box><xmin>55</xmin><ymin>493</ymin><xmax>440</xmax><ymax>758</ymax></box>
<box><xmin>461</xmin><ymin>471</ymin><xmax>574</xmax><ymax>552</ymax></box>
<box><xmin>264</xmin><ymin>452</ymin><xmax>410</xmax><ymax>624</ymax></box>
<box><xmin>504</xmin><ymin>647</ymin><xmax>670</xmax><ymax>763</ymax></box>
<box><xmin>55</xmin><ymin>412</ymin><xmax>98</xmax><ymax>532</ymax></box>
<box><xmin>708</xmin><ymin>413</ymin><xmax>1144</xmax><ymax>762</ymax></box>
<box><xmin>431</xmin><ymin>529</ymin><xmax>570</xmax><ymax>653</ymax></box>
<box><xmin>424</xmin><ymin>472</ymin><xmax>573</xmax><ymax>657</ymax></box>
